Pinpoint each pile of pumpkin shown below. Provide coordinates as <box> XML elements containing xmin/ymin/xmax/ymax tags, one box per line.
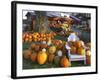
<box><xmin>22</xmin><ymin>32</ymin><xmax>56</xmax><ymax>42</ymax></box>
<box><xmin>69</xmin><ymin>40</ymin><xmax>86</xmax><ymax>55</ymax></box>
<box><xmin>68</xmin><ymin>40</ymin><xmax>91</xmax><ymax>65</ymax></box>
<box><xmin>23</xmin><ymin>40</ymin><xmax>71</xmax><ymax>68</ymax></box>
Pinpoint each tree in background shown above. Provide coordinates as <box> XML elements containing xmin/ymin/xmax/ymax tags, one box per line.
<box><xmin>35</xmin><ymin>11</ymin><xmax>50</xmax><ymax>33</ymax></box>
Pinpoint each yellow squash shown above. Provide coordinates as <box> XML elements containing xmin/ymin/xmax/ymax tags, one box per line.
<box><xmin>37</xmin><ymin>49</ymin><xmax>47</xmax><ymax>65</ymax></box>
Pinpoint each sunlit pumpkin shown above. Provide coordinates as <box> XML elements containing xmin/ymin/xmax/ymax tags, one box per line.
<box><xmin>77</xmin><ymin>47</ymin><xmax>85</xmax><ymax>55</ymax></box>
<box><xmin>74</xmin><ymin>41</ymin><xmax>82</xmax><ymax>48</ymax></box>
<box><xmin>48</xmin><ymin>46</ymin><xmax>56</xmax><ymax>54</ymax></box>
<box><xmin>60</xmin><ymin>56</ymin><xmax>71</xmax><ymax>67</ymax></box>
<box><xmin>37</xmin><ymin>49</ymin><xmax>47</xmax><ymax>65</ymax></box>
<box><xmin>25</xmin><ymin>38</ymin><xmax>29</xmax><ymax>42</ymax></box>
<box><xmin>29</xmin><ymin>35</ymin><xmax>32</xmax><ymax>39</ymax></box>
<box><xmin>70</xmin><ymin>46</ymin><xmax>77</xmax><ymax>54</ymax></box>
<box><xmin>29</xmin><ymin>38</ymin><xmax>32</xmax><ymax>42</ymax></box>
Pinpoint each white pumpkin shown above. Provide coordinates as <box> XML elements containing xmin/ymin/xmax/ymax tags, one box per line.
<box><xmin>57</xmin><ymin>50</ymin><xmax>63</xmax><ymax>57</ymax></box>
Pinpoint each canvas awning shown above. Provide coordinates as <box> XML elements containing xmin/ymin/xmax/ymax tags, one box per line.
<box><xmin>46</xmin><ymin>11</ymin><xmax>61</xmax><ymax>17</ymax></box>
<box><xmin>70</xmin><ymin>15</ymin><xmax>81</xmax><ymax>23</ymax></box>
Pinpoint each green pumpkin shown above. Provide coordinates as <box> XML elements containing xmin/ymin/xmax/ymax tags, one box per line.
<box><xmin>48</xmin><ymin>46</ymin><xmax>56</xmax><ymax>54</ymax></box>
<box><xmin>54</xmin><ymin>56</ymin><xmax>60</xmax><ymax>66</ymax></box>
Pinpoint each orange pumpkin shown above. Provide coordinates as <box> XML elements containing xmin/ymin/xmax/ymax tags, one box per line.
<box><xmin>60</xmin><ymin>56</ymin><xmax>71</xmax><ymax>67</ymax></box>
<box><xmin>70</xmin><ymin>46</ymin><xmax>77</xmax><ymax>54</ymax></box>
<box><xmin>23</xmin><ymin>50</ymin><xmax>32</xmax><ymax>59</ymax></box>
<box><xmin>25</xmin><ymin>38</ymin><xmax>29</xmax><ymax>42</ymax></box>
<box><xmin>25</xmin><ymin>34</ymin><xmax>29</xmax><ymax>38</ymax></box>
<box><xmin>77</xmin><ymin>47</ymin><xmax>85</xmax><ymax>55</ymax></box>
<box><xmin>29</xmin><ymin>35</ymin><xmax>32</xmax><ymax>39</ymax></box>
<box><xmin>74</xmin><ymin>41</ymin><xmax>82</xmax><ymax>48</ymax></box>
<box><xmin>37</xmin><ymin>49</ymin><xmax>47</xmax><ymax>65</ymax></box>
<box><xmin>86</xmin><ymin>55</ymin><xmax>91</xmax><ymax>65</ymax></box>
<box><xmin>30</xmin><ymin>52</ymin><xmax>37</xmax><ymax>62</ymax></box>
<box><xmin>86</xmin><ymin>50</ymin><xmax>91</xmax><ymax>65</ymax></box>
